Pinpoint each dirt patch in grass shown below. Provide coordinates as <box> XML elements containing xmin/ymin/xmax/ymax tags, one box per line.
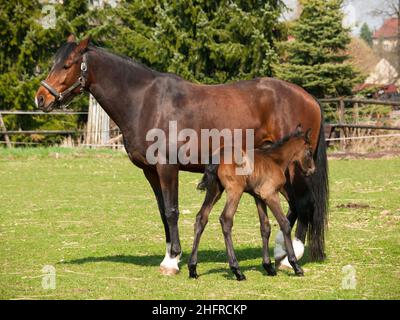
<box><xmin>336</xmin><ymin>203</ymin><xmax>371</xmax><ymax>209</ymax></box>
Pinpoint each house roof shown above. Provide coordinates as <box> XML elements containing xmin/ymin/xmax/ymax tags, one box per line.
<box><xmin>372</xmin><ymin>17</ymin><xmax>399</xmax><ymax>39</ymax></box>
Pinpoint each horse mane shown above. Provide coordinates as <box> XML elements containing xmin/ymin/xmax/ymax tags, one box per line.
<box><xmin>52</xmin><ymin>42</ymin><xmax>77</xmax><ymax>70</ymax></box>
<box><xmin>259</xmin><ymin>130</ymin><xmax>304</xmax><ymax>153</ymax></box>
<box><xmin>52</xmin><ymin>41</ymin><xmax>185</xmax><ymax>82</ymax></box>
<box><xmin>89</xmin><ymin>45</ymin><xmax>168</xmax><ymax>77</ymax></box>
<box><xmin>89</xmin><ymin>45</ymin><xmax>188</xmax><ymax>81</ymax></box>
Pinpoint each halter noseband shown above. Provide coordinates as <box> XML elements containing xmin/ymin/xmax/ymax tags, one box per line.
<box><xmin>40</xmin><ymin>53</ymin><xmax>88</xmax><ymax>106</ymax></box>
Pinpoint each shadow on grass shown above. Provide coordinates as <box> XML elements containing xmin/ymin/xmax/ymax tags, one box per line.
<box><xmin>62</xmin><ymin>246</ymin><xmax>314</xmax><ymax>269</ymax></box>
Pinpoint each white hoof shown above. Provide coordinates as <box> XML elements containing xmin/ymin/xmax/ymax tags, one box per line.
<box><xmin>274</xmin><ymin>231</ymin><xmax>304</xmax><ymax>269</ymax></box>
<box><xmin>159</xmin><ymin>243</ymin><xmax>181</xmax><ymax>276</ymax></box>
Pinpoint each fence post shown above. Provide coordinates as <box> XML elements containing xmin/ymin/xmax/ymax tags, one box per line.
<box><xmin>0</xmin><ymin>113</ymin><xmax>11</xmax><ymax>148</ymax></box>
<box><xmin>338</xmin><ymin>98</ymin><xmax>345</xmax><ymax>150</ymax></box>
<box><xmin>353</xmin><ymin>102</ymin><xmax>359</xmax><ymax>124</ymax></box>
<box><xmin>86</xmin><ymin>95</ymin><xmax>110</xmax><ymax>147</ymax></box>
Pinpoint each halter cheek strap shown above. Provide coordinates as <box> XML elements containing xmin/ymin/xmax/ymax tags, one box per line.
<box><xmin>40</xmin><ymin>53</ymin><xmax>88</xmax><ymax>104</ymax></box>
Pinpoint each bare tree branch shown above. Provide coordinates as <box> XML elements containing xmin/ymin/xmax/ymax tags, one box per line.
<box><xmin>371</xmin><ymin>0</ymin><xmax>400</xmax><ymax>18</ymax></box>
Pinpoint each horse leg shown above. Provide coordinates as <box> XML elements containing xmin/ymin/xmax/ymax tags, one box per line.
<box><xmin>219</xmin><ymin>191</ymin><xmax>245</xmax><ymax>281</ymax></box>
<box><xmin>254</xmin><ymin>197</ymin><xmax>276</xmax><ymax>276</ymax></box>
<box><xmin>290</xmin><ymin>173</ymin><xmax>315</xmax><ymax>244</ymax></box>
<box><xmin>143</xmin><ymin>168</ymin><xmax>170</xmax><ymax>239</ymax></box>
<box><xmin>266</xmin><ymin>193</ymin><xmax>304</xmax><ymax>276</ymax></box>
<box><xmin>156</xmin><ymin>164</ymin><xmax>181</xmax><ymax>275</ymax></box>
<box><xmin>188</xmin><ymin>181</ymin><xmax>223</xmax><ymax>279</ymax></box>
<box><xmin>274</xmin><ymin>178</ymin><xmax>307</xmax><ymax>263</ymax></box>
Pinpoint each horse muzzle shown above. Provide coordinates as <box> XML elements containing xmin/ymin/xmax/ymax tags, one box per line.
<box><xmin>35</xmin><ymin>93</ymin><xmax>53</xmax><ymax>113</ymax></box>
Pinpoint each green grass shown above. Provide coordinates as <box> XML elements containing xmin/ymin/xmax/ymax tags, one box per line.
<box><xmin>0</xmin><ymin>148</ymin><xmax>399</xmax><ymax>299</ymax></box>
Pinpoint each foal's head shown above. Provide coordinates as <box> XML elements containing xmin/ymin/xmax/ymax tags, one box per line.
<box><xmin>35</xmin><ymin>35</ymin><xmax>91</xmax><ymax>112</ymax></box>
<box><xmin>292</xmin><ymin>127</ymin><xmax>315</xmax><ymax>176</ymax></box>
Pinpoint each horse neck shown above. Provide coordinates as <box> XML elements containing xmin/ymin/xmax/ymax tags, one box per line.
<box><xmin>86</xmin><ymin>48</ymin><xmax>156</xmax><ymax>132</ymax></box>
<box><xmin>270</xmin><ymin>138</ymin><xmax>303</xmax><ymax>171</ymax></box>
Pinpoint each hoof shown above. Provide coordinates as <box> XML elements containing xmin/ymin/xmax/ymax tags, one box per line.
<box><xmin>263</xmin><ymin>263</ymin><xmax>277</xmax><ymax>276</ymax></box>
<box><xmin>295</xmin><ymin>269</ymin><xmax>304</xmax><ymax>277</ymax></box>
<box><xmin>236</xmin><ymin>274</ymin><xmax>246</xmax><ymax>281</ymax></box>
<box><xmin>188</xmin><ymin>265</ymin><xmax>199</xmax><ymax>279</ymax></box>
<box><xmin>160</xmin><ymin>266</ymin><xmax>180</xmax><ymax>276</ymax></box>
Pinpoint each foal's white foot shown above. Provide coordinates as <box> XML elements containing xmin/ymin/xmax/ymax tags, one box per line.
<box><xmin>274</xmin><ymin>231</ymin><xmax>304</xmax><ymax>270</ymax></box>
<box><xmin>159</xmin><ymin>243</ymin><xmax>181</xmax><ymax>276</ymax></box>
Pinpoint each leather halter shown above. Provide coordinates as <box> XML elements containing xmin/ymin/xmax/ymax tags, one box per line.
<box><xmin>40</xmin><ymin>53</ymin><xmax>88</xmax><ymax>106</ymax></box>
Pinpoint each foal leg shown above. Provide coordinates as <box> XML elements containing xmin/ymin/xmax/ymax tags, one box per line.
<box><xmin>266</xmin><ymin>193</ymin><xmax>304</xmax><ymax>276</ymax></box>
<box><xmin>274</xmin><ymin>180</ymin><xmax>306</xmax><ymax>265</ymax></box>
<box><xmin>188</xmin><ymin>182</ymin><xmax>222</xmax><ymax>278</ymax></box>
<box><xmin>287</xmin><ymin>173</ymin><xmax>314</xmax><ymax>245</ymax></box>
<box><xmin>220</xmin><ymin>191</ymin><xmax>245</xmax><ymax>281</ymax></box>
<box><xmin>282</xmin><ymin>169</ymin><xmax>308</xmax><ymax>243</ymax></box>
<box><xmin>255</xmin><ymin>197</ymin><xmax>276</xmax><ymax>276</ymax></box>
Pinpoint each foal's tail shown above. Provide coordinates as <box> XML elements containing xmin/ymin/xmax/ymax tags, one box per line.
<box><xmin>308</xmin><ymin>101</ymin><xmax>329</xmax><ymax>261</ymax></box>
<box><xmin>197</xmin><ymin>163</ymin><xmax>220</xmax><ymax>192</ymax></box>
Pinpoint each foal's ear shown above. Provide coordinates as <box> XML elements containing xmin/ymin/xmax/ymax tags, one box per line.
<box><xmin>76</xmin><ymin>36</ymin><xmax>91</xmax><ymax>54</ymax></box>
<box><xmin>305</xmin><ymin>128</ymin><xmax>312</xmax><ymax>142</ymax></box>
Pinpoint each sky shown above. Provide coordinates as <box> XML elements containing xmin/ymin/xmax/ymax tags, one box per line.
<box><xmin>282</xmin><ymin>0</ymin><xmax>390</xmax><ymax>35</ymax></box>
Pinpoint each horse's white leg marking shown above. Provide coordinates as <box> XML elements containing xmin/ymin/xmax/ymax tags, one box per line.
<box><xmin>274</xmin><ymin>231</ymin><xmax>304</xmax><ymax>269</ymax></box>
<box><xmin>160</xmin><ymin>243</ymin><xmax>181</xmax><ymax>275</ymax></box>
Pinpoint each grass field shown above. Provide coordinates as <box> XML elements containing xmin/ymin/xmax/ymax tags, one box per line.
<box><xmin>0</xmin><ymin>147</ymin><xmax>399</xmax><ymax>299</ymax></box>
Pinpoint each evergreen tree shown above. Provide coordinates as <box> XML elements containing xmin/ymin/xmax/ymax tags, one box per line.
<box><xmin>0</xmin><ymin>0</ymin><xmax>285</xmax><ymax>144</ymax></box>
<box><xmin>0</xmin><ymin>0</ymin><xmax>91</xmax><ymax>143</ymax></box>
<box><xmin>360</xmin><ymin>22</ymin><xmax>373</xmax><ymax>47</ymax></box>
<box><xmin>91</xmin><ymin>0</ymin><xmax>285</xmax><ymax>84</ymax></box>
<box><xmin>275</xmin><ymin>0</ymin><xmax>361</xmax><ymax>98</ymax></box>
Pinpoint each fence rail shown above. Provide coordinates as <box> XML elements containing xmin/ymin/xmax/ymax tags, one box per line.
<box><xmin>319</xmin><ymin>98</ymin><xmax>400</xmax><ymax>107</ymax></box>
<box><xmin>320</xmin><ymin>97</ymin><xmax>400</xmax><ymax>149</ymax></box>
<box><xmin>4</xmin><ymin>130</ymin><xmax>83</xmax><ymax>135</ymax></box>
<box><xmin>1</xmin><ymin>97</ymin><xmax>400</xmax><ymax>149</ymax></box>
<box><xmin>0</xmin><ymin>110</ymin><xmax>88</xmax><ymax>115</ymax></box>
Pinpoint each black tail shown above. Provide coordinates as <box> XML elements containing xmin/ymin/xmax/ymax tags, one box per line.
<box><xmin>197</xmin><ymin>163</ymin><xmax>220</xmax><ymax>192</ymax></box>
<box><xmin>308</xmin><ymin>102</ymin><xmax>329</xmax><ymax>261</ymax></box>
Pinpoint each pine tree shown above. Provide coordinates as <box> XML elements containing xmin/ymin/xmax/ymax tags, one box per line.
<box><xmin>0</xmin><ymin>0</ymin><xmax>285</xmax><ymax>144</ymax></box>
<box><xmin>92</xmin><ymin>0</ymin><xmax>285</xmax><ymax>84</ymax></box>
<box><xmin>360</xmin><ymin>23</ymin><xmax>373</xmax><ymax>47</ymax></box>
<box><xmin>275</xmin><ymin>0</ymin><xmax>361</xmax><ymax>98</ymax></box>
<box><xmin>0</xmin><ymin>0</ymin><xmax>91</xmax><ymax>143</ymax></box>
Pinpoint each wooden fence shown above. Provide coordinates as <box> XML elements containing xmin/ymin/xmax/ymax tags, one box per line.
<box><xmin>1</xmin><ymin>97</ymin><xmax>400</xmax><ymax>150</ymax></box>
<box><xmin>0</xmin><ymin>94</ymin><xmax>122</xmax><ymax>148</ymax></box>
<box><xmin>319</xmin><ymin>98</ymin><xmax>400</xmax><ymax>149</ymax></box>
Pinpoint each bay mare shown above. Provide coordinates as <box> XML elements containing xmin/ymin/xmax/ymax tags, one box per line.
<box><xmin>35</xmin><ymin>37</ymin><xmax>328</xmax><ymax>276</ymax></box>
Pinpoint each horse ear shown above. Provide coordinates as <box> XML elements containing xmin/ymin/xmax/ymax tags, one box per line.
<box><xmin>305</xmin><ymin>128</ymin><xmax>312</xmax><ymax>142</ymax></box>
<box><xmin>76</xmin><ymin>36</ymin><xmax>91</xmax><ymax>53</ymax></box>
<box><xmin>67</xmin><ymin>34</ymin><xmax>76</xmax><ymax>43</ymax></box>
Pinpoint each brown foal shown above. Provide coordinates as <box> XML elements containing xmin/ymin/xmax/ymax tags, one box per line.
<box><xmin>188</xmin><ymin>126</ymin><xmax>315</xmax><ymax>280</ymax></box>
